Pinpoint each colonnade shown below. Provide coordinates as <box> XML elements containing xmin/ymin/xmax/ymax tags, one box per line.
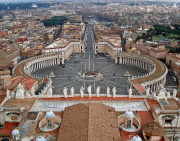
<box><xmin>115</xmin><ymin>52</ymin><xmax>168</xmax><ymax>95</ymax></box>
<box><xmin>115</xmin><ymin>55</ymin><xmax>155</xmax><ymax>72</ymax></box>
<box><xmin>24</xmin><ymin>53</ymin><xmax>64</xmax><ymax>78</ymax></box>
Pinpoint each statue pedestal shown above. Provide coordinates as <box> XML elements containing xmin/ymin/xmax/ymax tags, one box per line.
<box><xmin>113</xmin><ymin>94</ymin><xmax>116</xmax><ymax>98</ymax></box>
<box><xmin>107</xmin><ymin>94</ymin><xmax>111</xmax><ymax>97</ymax></box>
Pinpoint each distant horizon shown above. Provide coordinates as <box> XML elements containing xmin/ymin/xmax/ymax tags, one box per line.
<box><xmin>0</xmin><ymin>0</ymin><xmax>179</xmax><ymax>3</ymax></box>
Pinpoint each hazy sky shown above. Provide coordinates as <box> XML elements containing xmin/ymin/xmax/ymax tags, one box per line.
<box><xmin>0</xmin><ymin>0</ymin><xmax>46</xmax><ymax>3</ymax></box>
<box><xmin>0</xmin><ymin>0</ymin><xmax>179</xmax><ymax>3</ymax></box>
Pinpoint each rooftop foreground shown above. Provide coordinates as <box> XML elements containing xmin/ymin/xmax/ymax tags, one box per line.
<box><xmin>0</xmin><ymin>94</ymin><xmax>180</xmax><ymax>141</ymax></box>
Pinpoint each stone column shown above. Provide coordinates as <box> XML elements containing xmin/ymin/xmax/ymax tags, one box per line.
<box><xmin>45</xmin><ymin>60</ymin><xmax>47</xmax><ymax>67</ymax></box>
<box><xmin>40</xmin><ymin>62</ymin><xmax>42</xmax><ymax>69</ymax></box>
<box><xmin>62</xmin><ymin>58</ymin><xmax>64</xmax><ymax>64</ymax></box>
<box><xmin>115</xmin><ymin>57</ymin><xmax>118</xmax><ymax>64</ymax></box>
<box><xmin>119</xmin><ymin>57</ymin><xmax>122</xmax><ymax>64</ymax></box>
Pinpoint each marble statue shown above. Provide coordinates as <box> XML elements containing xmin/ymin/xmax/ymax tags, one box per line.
<box><xmin>31</xmin><ymin>87</ymin><xmax>35</xmax><ymax>96</ymax></box>
<box><xmin>173</xmin><ymin>89</ymin><xmax>177</xmax><ymax>97</ymax></box>
<box><xmin>87</xmin><ymin>85</ymin><xmax>92</xmax><ymax>97</ymax></box>
<box><xmin>11</xmin><ymin>91</ymin><xmax>15</xmax><ymax>98</ymax></box>
<box><xmin>173</xmin><ymin>77</ymin><xmax>176</xmax><ymax>82</ymax></box>
<box><xmin>167</xmin><ymin>92</ymin><xmax>171</xmax><ymax>98</ymax></box>
<box><xmin>107</xmin><ymin>87</ymin><xmax>111</xmax><ymax>97</ymax></box>
<box><xmin>96</xmin><ymin>86</ymin><xmax>101</xmax><ymax>97</ymax></box>
<box><xmin>15</xmin><ymin>83</ymin><xmax>25</xmax><ymax>99</ymax></box>
<box><xmin>70</xmin><ymin>87</ymin><xmax>74</xmax><ymax>97</ymax></box>
<box><xmin>145</xmin><ymin>87</ymin><xmax>150</xmax><ymax>96</ymax></box>
<box><xmin>159</xmin><ymin>85</ymin><xmax>166</xmax><ymax>97</ymax></box>
<box><xmin>153</xmin><ymin>92</ymin><xmax>156</xmax><ymax>98</ymax></box>
<box><xmin>80</xmin><ymin>86</ymin><xmax>84</xmax><ymax>97</ymax></box>
<box><xmin>63</xmin><ymin>87</ymin><xmax>68</xmax><ymax>98</ymax></box>
<box><xmin>48</xmin><ymin>87</ymin><xmax>53</xmax><ymax>96</ymax></box>
<box><xmin>156</xmin><ymin>84</ymin><xmax>168</xmax><ymax>100</ymax></box>
<box><xmin>128</xmin><ymin>87</ymin><xmax>133</xmax><ymax>97</ymax></box>
<box><xmin>6</xmin><ymin>89</ymin><xmax>10</xmax><ymax>98</ymax></box>
<box><xmin>26</xmin><ymin>91</ymin><xmax>31</xmax><ymax>98</ymax></box>
<box><xmin>112</xmin><ymin>87</ymin><xmax>116</xmax><ymax>98</ymax></box>
<box><xmin>49</xmin><ymin>77</ymin><xmax>52</xmax><ymax>83</ymax></box>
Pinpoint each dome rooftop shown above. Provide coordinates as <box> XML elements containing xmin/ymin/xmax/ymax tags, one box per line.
<box><xmin>124</xmin><ymin>110</ymin><xmax>134</xmax><ymax>118</ymax></box>
<box><xmin>143</xmin><ymin>121</ymin><xmax>164</xmax><ymax>137</ymax></box>
<box><xmin>36</xmin><ymin>136</ymin><xmax>47</xmax><ymax>141</ymax></box>
<box><xmin>131</xmin><ymin>135</ymin><xmax>142</xmax><ymax>141</ymax></box>
<box><xmin>12</xmin><ymin>129</ymin><xmax>19</xmax><ymax>136</ymax></box>
<box><xmin>45</xmin><ymin>111</ymin><xmax>55</xmax><ymax>118</ymax></box>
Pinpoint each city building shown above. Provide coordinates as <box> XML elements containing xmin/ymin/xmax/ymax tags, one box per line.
<box><xmin>94</xmin><ymin>24</ymin><xmax>122</xmax><ymax>59</ymax></box>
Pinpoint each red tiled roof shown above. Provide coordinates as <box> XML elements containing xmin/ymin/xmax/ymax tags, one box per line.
<box><xmin>0</xmin><ymin>94</ymin><xmax>6</xmax><ymax>104</ymax></box>
<box><xmin>23</xmin><ymin>77</ymin><xmax>36</xmax><ymax>90</ymax></box>
<box><xmin>0</xmin><ymin>122</ymin><xmax>19</xmax><ymax>136</ymax></box>
<box><xmin>10</xmin><ymin>76</ymin><xmax>22</xmax><ymax>86</ymax></box>
<box><xmin>138</xmin><ymin>111</ymin><xmax>154</xmax><ymax>132</ymax></box>
<box><xmin>135</xmin><ymin>84</ymin><xmax>145</xmax><ymax>93</ymax></box>
<box><xmin>146</xmin><ymin>99</ymin><xmax>160</xmax><ymax>112</ymax></box>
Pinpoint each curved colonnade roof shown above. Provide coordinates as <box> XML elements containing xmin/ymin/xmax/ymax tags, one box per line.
<box><xmin>131</xmin><ymin>55</ymin><xmax>166</xmax><ymax>85</ymax></box>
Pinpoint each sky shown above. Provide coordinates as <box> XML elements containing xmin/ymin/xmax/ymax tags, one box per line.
<box><xmin>0</xmin><ymin>0</ymin><xmax>179</xmax><ymax>3</ymax></box>
<box><xmin>0</xmin><ymin>0</ymin><xmax>48</xmax><ymax>3</ymax></box>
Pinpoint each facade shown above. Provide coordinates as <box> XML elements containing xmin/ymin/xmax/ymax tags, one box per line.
<box><xmin>166</xmin><ymin>53</ymin><xmax>180</xmax><ymax>70</ymax></box>
<box><xmin>42</xmin><ymin>39</ymin><xmax>85</xmax><ymax>59</ymax></box>
<box><xmin>94</xmin><ymin>24</ymin><xmax>122</xmax><ymax>59</ymax></box>
<box><xmin>154</xmin><ymin>99</ymin><xmax>180</xmax><ymax>141</ymax></box>
<box><xmin>42</xmin><ymin>22</ymin><xmax>85</xmax><ymax>59</ymax></box>
<box><xmin>166</xmin><ymin>53</ymin><xmax>180</xmax><ymax>91</ymax></box>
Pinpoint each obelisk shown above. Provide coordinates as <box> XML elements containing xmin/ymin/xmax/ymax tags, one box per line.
<box><xmin>88</xmin><ymin>55</ymin><xmax>91</xmax><ymax>72</ymax></box>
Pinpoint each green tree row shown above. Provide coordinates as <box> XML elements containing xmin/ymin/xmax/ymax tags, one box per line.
<box><xmin>41</xmin><ymin>16</ymin><xmax>68</xmax><ymax>27</ymax></box>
